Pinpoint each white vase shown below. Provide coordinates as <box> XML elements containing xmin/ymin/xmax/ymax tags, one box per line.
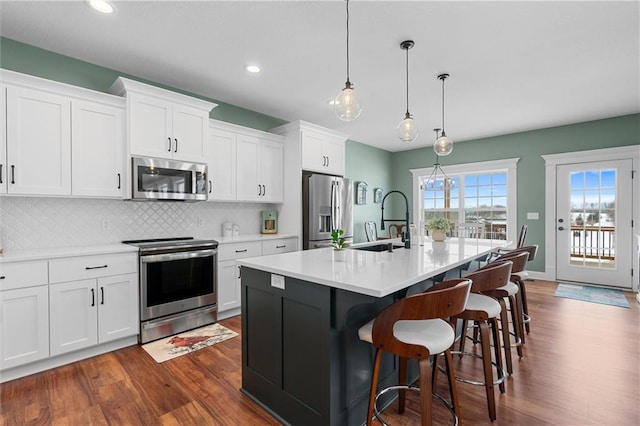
<box><xmin>432</xmin><ymin>230</ymin><xmax>446</xmax><ymax>242</ymax></box>
<box><xmin>333</xmin><ymin>249</ymin><xmax>347</xmax><ymax>262</ymax></box>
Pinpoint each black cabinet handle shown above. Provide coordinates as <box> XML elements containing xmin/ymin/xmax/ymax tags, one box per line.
<box><xmin>237</xmin><ymin>265</ymin><xmax>241</xmax><ymax>279</ymax></box>
<box><xmin>100</xmin><ymin>287</ymin><xmax>104</xmax><ymax>305</ymax></box>
<box><xmin>91</xmin><ymin>288</ymin><xmax>95</xmax><ymax>307</ymax></box>
<box><xmin>262</xmin><ymin>185</ymin><xmax>266</xmax><ymax>196</ymax></box>
<box><xmin>0</xmin><ymin>164</ymin><xmax>3</xmax><ymax>184</ymax></box>
<box><xmin>235</xmin><ymin>249</ymin><xmax>248</xmax><ymax>253</ymax></box>
<box><xmin>117</xmin><ymin>173</ymin><xmax>121</xmax><ymax>189</ymax></box>
<box><xmin>326</xmin><ymin>156</ymin><xmax>329</xmax><ymax>167</ymax></box>
<box><xmin>276</xmin><ymin>245</ymin><xmax>286</xmax><ymax>249</ymax></box>
<box><xmin>85</xmin><ymin>265</ymin><xmax>108</xmax><ymax>270</ymax></box>
<box><xmin>11</xmin><ymin>165</ymin><xmax>15</xmax><ymax>184</ymax></box>
<box><xmin>257</xmin><ymin>184</ymin><xmax>262</xmax><ymax>196</ymax></box>
<box><xmin>209</xmin><ymin>180</ymin><xmax>212</xmax><ymax>194</ymax></box>
<box><xmin>322</xmin><ymin>155</ymin><xmax>326</xmax><ymax>166</ymax></box>
<box><xmin>174</xmin><ymin>138</ymin><xmax>178</xmax><ymax>153</ymax></box>
<box><xmin>0</xmin><ymin>276</ymin><xmax>5</xmax><ymax>280</ymax></box>
<box><xmin>168</xmin><ymin>137</ymin><xmax>172</xmax><ymax>152</ymax></box>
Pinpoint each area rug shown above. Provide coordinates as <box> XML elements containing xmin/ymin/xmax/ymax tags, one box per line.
<box><xmin>142</xmin><ymin>323</ymin><xmax>238</xmax><ymax>363</ymax></box>
<box><xmin>554</xmin><ymin>283</ymin><xmax>630</xmax><ymax>308</ymax></box>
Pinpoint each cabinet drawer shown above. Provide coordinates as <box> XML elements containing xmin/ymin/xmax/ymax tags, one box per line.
<box><xmin>218</xmin><ymin>241</ymin><xmax>262</xmax><ymax>261</ymax></box>
<box><xmin>262</xmin><ymin>238</ymin><xmax>298</xmax><ymax>256</ymax></box>
<box><xmin>49</xmin><ymin>253</ymin><xmax>137</xmax><ymax>284</ymax></box>
<box><xmin>0</xmin><ymin>260</ymin><xmax>48</xmax><ymax>291</ymax></box>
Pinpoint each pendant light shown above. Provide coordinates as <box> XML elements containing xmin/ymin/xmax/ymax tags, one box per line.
<box><xmin>334</xmin><ymin>0</ymin><xmax>362</xmax><ymax>121</ymax></box>
<box><xmin>397</xmin><ymin>40</ymin><xmax>419</xmax><ymax>142</ymax></box>
<box><xmin>433</xmin><ymin>73</ymin><xmax>453</xmax><ymax>156</ymax></box>
<box><xmin>426</xmin><ymin>128</ymin><xmax>454</xmax><ymax>189</ymax></box>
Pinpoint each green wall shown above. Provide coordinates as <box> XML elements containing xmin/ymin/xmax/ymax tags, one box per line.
<box><xmin>391</xmin><ymin>113</ymin><xmax>640</xmax><ymax>272</ymax></box>
<box><xmin>345</xmin><ymin>140</ymin><xmax>393</xmax><ymax>243</ymax></box>
<box><xmin>0</xmin><ymin>37</ymin><xmax>286</xmax><ymax>130</ymax></box>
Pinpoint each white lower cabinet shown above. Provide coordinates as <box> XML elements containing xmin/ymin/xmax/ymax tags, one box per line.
<box><xmin>0</xmin><ymin>285</ymin><xmax>50</xmax><ymax>370</ymax></box>
<box><xmin>217</xmin><ymin>238</ymin><xmax>297</xmax><ymax>318</ymax></box>
<box><xmin>49</xmin><ymin>273</ymin><xmax>137</xmax><ymax>356</ymax></box>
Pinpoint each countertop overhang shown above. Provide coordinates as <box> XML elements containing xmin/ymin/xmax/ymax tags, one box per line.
<box><xmin>238</xmin><ymin>238</ymin><xmax>510</xmax><ymax>297</ymax></box>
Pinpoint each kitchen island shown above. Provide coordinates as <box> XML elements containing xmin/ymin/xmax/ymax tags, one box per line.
<box><xmin>237</xmin><ymin>238</ymin><xmax>508</xmax><ymax>426</ymax></box>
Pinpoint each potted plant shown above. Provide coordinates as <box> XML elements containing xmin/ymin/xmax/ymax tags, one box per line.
<box><xmin>331</xmin><ymin>229</ymin><xmax>349</xmax><ymax>260</ymax></box>
<box><xmin>426</xmin><ymin>217</ymin><xmax>450</xmax><ymax>242</ymax></box>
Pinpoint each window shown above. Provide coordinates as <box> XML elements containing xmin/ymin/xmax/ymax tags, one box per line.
<box><xmin>410</xmin><ymin>158</ymin><xmax>519</xmax><ymax>241</ymax></box>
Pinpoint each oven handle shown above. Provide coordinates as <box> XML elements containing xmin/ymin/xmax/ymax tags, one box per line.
<box><xmin>140</xmin><ymin>249</ymin><xmax>217</xmax><ymax>263</ymax></box>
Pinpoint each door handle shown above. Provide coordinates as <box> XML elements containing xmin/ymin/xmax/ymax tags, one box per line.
<box><xmin>326</xmin><ymin>156</ymin><xmax>329</xmax><ymax>167</ymax></box>
<box><xmin>174</xmin><ymin>138</ymin><xmax>178</xmax><ymax>153</ymax></box>
<box><xmin>117</xmin><ymin>173</ymin><xmax>121</xmax><ymax>189</ymax></box>
<box><xmin>100</xmin><ymin>287</ymin><xmax>104</xmax><ymax>305</ymax></box>
<box><xmin>11</xmin><ymin>165</ymin><xmax>15</xmax><ymax>184</ymax></box>
<box><xmin>91</xmin><ymin>288</ymin><xmax>95</xmax><ymax>307</ymax></box>
<box><xmin>262</xmin><ymin>185</ymin><xmax>266</xmax><ymax>196</ymax></box>
<box><xmin>209</xmin><ymin>180</ymin><xmax>212</xmax><ymax>194</ymax></box>
<box><xmin>257</xmin><ymin>184</ymin><xmax>262</xmax><ymax>196</ymax></box>
<box><xmin>168</xmin><ymin>137</ymin><xmax>172</xmax><ymax>152</ymax></box>
<box><xmin>0</xmin><ymin>164</ymin><xmax>3</xmax><ymax>184</ymax></box>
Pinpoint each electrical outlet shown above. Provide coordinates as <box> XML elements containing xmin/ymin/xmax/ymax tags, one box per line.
<box><xmin>101</xmin><ymin>219</ymin><xmax>109</xmax><ymax>230</ymax></box>
<box><xmin>197</xmin><ymin>217</ymin><xmax>204</xmax><ymax>227</ymax></box>
<box><xmin>527</xmin><ymin>212</ymin><xmax>539</xmax><ymax>220</ymax></box>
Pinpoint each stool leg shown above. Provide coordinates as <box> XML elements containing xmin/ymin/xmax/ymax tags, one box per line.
<box><xmin>458</xmin><ymin>319</ymin><xmax>468</xmax><ymax>357</ymax></box>
<box><xmin>498</xmin><ymin>298</ymin><xmax>513</xmax><ymax>375</ymax></box>
<box><xmin>418</xmin><ymin>357</ymin><xmax>433</xmax><ymax>426</ymax></box>
<box><xmin>509</xmin><ymin>294</ymin><xmax>524</xmax><ymax>357</ymax></box>
<box><xmin>367</xmin><ymin>349</ymin><xmax>383</xmax><ymax>426</ymax></box>
<box><xmin>398</xmin><ymin>356</ymin><xmax>408</xmax><ymax>414</ymax></box>
<box><xmin>489</xmin><ymin>317</ymin><xmax>505</xmax><ymax>394</ymax></box>
<box><xmin>478</xmin><ymin>320</ymin><xmax>497</xmax><ymax>421</ymax></box>
<box><xmin>516</xmin><ymin>278</ymin><xmax>531</xmax><ymax>334</ymax></box>
<box><xmin>443</xmin><ymin>349</ymin><xmax>461</xmax><ymax>417</ymax></box>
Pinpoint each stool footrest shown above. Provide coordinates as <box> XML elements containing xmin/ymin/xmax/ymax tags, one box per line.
<box><xmin>449</xmin><ymin>351</ymin><xmax>506</xmax><ymax>386</ymax></box>
<box><xmin>373</xmin><ymin>384</ymin><xmax>458</xmax><ymax>426</ymax></box>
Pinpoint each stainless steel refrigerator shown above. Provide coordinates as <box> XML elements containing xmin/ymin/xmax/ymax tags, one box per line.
<box><xmin>302</xmin><ymin>173</ymin><xmax>353</xmax><ymax>250</ymax></box>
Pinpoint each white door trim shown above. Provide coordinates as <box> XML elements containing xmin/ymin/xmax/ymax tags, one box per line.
<box><xmin>542</xmin><ymin>145</ymin><xmax>640</xmax><ymax>291</ymax></box>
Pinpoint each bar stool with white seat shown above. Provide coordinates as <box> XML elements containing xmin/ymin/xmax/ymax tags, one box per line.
<box><xmin>358</xmin><ymin>279</ymin><xmax>472</xmax><ymax>426</ymax></box>
<box><xmin>452</xmin><ymin>261</ymin><xmax>513</xmax><ymax>421</ymax></box>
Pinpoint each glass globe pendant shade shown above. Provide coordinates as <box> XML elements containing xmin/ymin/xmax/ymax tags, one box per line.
<box><xmin>433</xmin><ymin>133</ymin><xmax>453</xmax><ymax>156</ymax></box>
<box><xmin>397</xmin><ymin>114</ymin><xmax>419</xmax><ymax>142</ymax></box>
<box><xmin>334</xmin><ymin>82</ymin><xmax>362</xmax><ymax>121</ymax></box>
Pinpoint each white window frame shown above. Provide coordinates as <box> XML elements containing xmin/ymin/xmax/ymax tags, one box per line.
<box><xmin>410</xmin><ymin>158</ymin><xmax>520</xmax><ymax>243</ymax></box>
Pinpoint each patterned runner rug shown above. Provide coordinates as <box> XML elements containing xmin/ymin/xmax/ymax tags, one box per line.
<box><xmin>554</xmin><ymin>283</ymin><xmax>630</xmax><ymax>308</ymax></box>
<box><xmin>142</xmin><ymin>323</ymin><xmax>238</xmax><ymax>363</ymax></box>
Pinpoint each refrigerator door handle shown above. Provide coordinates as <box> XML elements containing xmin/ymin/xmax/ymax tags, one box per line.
<box><xmin>335</xmin><ymin>181</ymin><xmax>342</xmax><ymax>231</ymax></box>
<box><xmin>330</xmin><ymin>181</ymin><xmax>337</xmax><ymax>231</ymax></box>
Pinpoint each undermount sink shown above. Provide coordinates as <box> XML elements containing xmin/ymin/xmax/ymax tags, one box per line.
<box><xmin>351</xmin><ymin>242</ymin><xmax>405</xmax><ymax>252</ymax></box>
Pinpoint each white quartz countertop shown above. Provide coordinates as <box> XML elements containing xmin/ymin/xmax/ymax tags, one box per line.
<box><xmin>238</xmin><ymin>238</ymin><xmax>510</xmax><ymax>298</ymax></box>
<box><xmin>210</xmin><ymin>233</ymin><xmax>297</xmax><ymax>245</ymax></box>
<box><xmin>0</xmin><ymin>244</ymin><xmax>139</xmax><ymax>263</ymax></box>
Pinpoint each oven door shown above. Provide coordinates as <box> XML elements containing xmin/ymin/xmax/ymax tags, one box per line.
<box><xmin>140</xmin><ymin>249</ymin><xmax>217</xmax><ymax>321</ymax></box>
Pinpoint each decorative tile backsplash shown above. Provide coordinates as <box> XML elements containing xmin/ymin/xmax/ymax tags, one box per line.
<box><xmin>0</xmin><ymin>197</ymin><xmax>277</xmax><ymax>250</ymax></box>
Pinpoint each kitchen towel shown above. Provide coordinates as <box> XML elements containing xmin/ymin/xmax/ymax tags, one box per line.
<box><xmin>141</xmin><ymin>323</ymin><xmax>238</xmax><ymax>363</ymax></box>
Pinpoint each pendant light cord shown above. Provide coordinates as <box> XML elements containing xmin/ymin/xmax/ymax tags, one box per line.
<box><xmin>345</xmin><ymin>0</ymin><xmax>351</xmax><ymax>85</ymax></box>
<box><xmin>405</xmin><ymin>45</ymin><xmax>410</xmax><ymax>115</ymax></box>
<box><xmin>441</xmin><ymin>77</ymin><xmax>445</xmax><ymax>132</ymax></box>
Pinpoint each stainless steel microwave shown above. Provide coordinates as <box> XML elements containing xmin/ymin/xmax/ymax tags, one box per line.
<box><xmin>132</xmin><ymin>156</ymin><xmax>207</xmax><ymax>201</ymax></box>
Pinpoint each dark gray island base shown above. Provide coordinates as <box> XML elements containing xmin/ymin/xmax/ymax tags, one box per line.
<box><xmin>240</xmin><ymin>266</ymin><xmax>437</xmax><ymax>426</ymax></box>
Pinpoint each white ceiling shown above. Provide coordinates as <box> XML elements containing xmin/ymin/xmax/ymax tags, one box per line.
<box><xmin>1</xmin><ymin>1</ymin><xmax>638</xmax><ymax>152</ymax></box>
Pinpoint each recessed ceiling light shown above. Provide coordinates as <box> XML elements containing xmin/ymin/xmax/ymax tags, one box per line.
<box><xmin>87</xmin><ymin>0</ymin><xmax>115</xmax><ymax>14</ymax></box>
<box><xmin>245</xmin><ymin>64</ymin><xmax>262</xmax><ymax>74</ymax></box>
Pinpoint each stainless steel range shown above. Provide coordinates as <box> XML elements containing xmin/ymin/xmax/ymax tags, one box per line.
<box><xmin>123</xmin><ymin>237</ymin><xmax>218</xmax><ymax>344</ymax></box>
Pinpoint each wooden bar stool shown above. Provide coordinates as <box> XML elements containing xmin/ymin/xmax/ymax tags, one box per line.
<box><xmin>358</xmin><ymin>279</ymin><xmax>472</xmax><ymax>426</ymax></box>
<box><xmin>506</xmin><ymin>245</ymin><xmax>538</xmax><ymax>334</ymax></box>
<box><xmin>453</xmin><ymin>261</ymin><xmax>513</xmax><ymax>421</ymax></box>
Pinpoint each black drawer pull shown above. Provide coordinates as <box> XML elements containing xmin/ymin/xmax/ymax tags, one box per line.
<box><xmin>276</xmin><ymin>245</ymin><xmax>286</xmax><ymax>249</ymax></box>
<box><xmin>85</xmin><ymin>265</ymin><xmax>108</xmax><ymax>270</ymax></box>
<box><xmin>91</xmin><ymin>288</ymin><xmax>95</xmax><ymax>307</ymax></box>
<box><xmin>235</xmin><ymin>249</ymin><xmax>248</xmax><ymax>253</ymax></box>
<box><xmin>0</xmin><ymin>276</ymin><xmax>5</xmax><ymax>280</ymax></box>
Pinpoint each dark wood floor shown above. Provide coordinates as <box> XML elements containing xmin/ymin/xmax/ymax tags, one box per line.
<box><xmin>1</xmin><ymin>280</ymin><xmax>638</xmax><ymax>425</ymax></box>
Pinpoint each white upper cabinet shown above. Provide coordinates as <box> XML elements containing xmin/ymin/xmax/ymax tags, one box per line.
<box><xmin>207</xmin><ymin>119</ymin><xmax>283</xmax><ymax>203</ymax></box>
<box><xmin>0</xmin><ymin>84</ymin><xmax>6</xmax><ymax>194</ymax></box>
<box><xmin>109</xmin><ymin>77</ymin><xmax>216</xmax><ymax>163</ymax></box>
<box><xmin>5</xmin><ymin>85</ymin><xmax>71</xmax><ymax>195</ymax></box>
<box><xmin>236</xmin><ymin>135</ymin><xmax>283</xmax><ymax>202</ymax></box>
<box><xmin>205</xmin><ymin>123</ymin><xmax>237</xmax><ymax>201</ymax></box>
<box><xmin>300</xmin><ymin>129</ymin><xmax>345</xmax><ymax>176</ymax></box>
<box><xmin>71</xmin><ymin>100</ymin><xmax>124</xmax><ymax>198</ymax></box>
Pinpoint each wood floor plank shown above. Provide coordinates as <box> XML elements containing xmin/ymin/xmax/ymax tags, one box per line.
<box><xmin>1</xmin><ymin>281</ymin><xmax>638</xmax><ymax>425</ymax></box>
